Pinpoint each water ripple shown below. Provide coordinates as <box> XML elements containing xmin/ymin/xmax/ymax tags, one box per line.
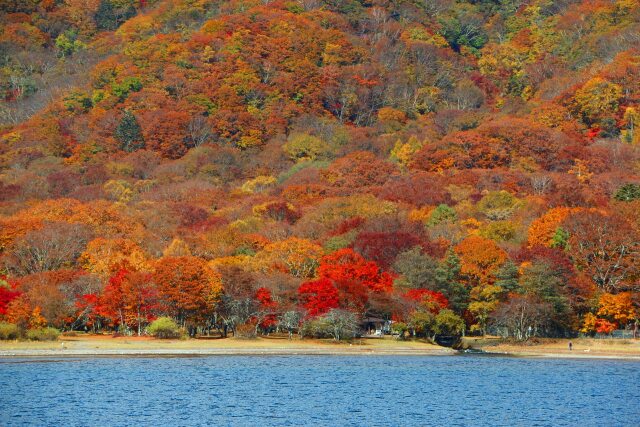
<box><xmin>0</xmin><ymin>355</ymin><xmax>639</xmax><ymax>426</ymax></box>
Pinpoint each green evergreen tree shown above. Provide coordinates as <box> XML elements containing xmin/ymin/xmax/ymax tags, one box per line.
<box><xmin>614</xmin><ymin>183</ymin><xmax>640</xmax><ymax>202</ymax></box>
<box><xmin>427</xmin><ymin>204</ymin><xmax>457</xmax><ymax>227</ymax></box>
<box><xmin>435</xmin><ymin>249</ymin><xmax>468</xmax><ymax>314</ymax></box>
<box><xmin>495</xmin><ymin>260</ymin><xmax>520</xmax><ymax>292</ymax></box>
<box><xmin>550</xmin><ymin>227</ymin><xmax>570</xmax><ymax>250</ymax></box>
<box><xmin>95</xmin><ymin>0</ymin><xmax>117</xmax><ymax>30</ymax></box>
<box><xmin>115</xmin><ymin>111</ymin><xmax>145</xmax><ymax>152</ymax></box>
<box><xmin>95</xmin><ymin>0</ymin><xmax>136</xmax><ymax>31</ymax></box>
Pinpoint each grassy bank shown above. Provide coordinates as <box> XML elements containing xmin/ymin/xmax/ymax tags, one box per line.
<box><xmin>463</xmin><ymin>337</ymin><xmax>640</xmax><ymax>360</ymax></box>
<box><xmin>0</xmin><ymin>334</ymin><xmax>454</xmax><ymax>357</ymax></box>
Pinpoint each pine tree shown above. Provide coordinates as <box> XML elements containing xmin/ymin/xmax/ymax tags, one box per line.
<box><xmin>614</xmin><ymin>183</ymin><xmax>640</xmax><ymax>202</ymax></box>
<box><xmin>115</xmin><ymin>111</ymin><xmax>145</xmax><ymax>152</ymax></box>
<box><xmin>435</xmin><ymin>250</ymin><xmax>468</xmax><ymax>314</ymax></box>
<box><xmin>495</xmin><ymin>260</ymin><xmax>520</xmax><ymax>292</ymax></box>
<box><xmin>95</xmin><ymin>0</ymin><xmax>136</xmax><ymax>31</ymax></box>
<box><xmin>95</xmin><ymin>0</ymin><xmax>117</xmax><ymax>31</ymax></box>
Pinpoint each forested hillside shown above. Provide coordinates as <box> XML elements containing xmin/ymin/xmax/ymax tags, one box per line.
<box><xmin>1</xmin><ymin>0</ymin><xmax>639</xmax><ymax>340</ymax></box>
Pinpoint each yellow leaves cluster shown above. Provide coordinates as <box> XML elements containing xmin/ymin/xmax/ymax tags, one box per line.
<box><xmin>240</xmin><ymin>175</ymin><xmax>277</xmax><ymax>194</ymax></box>
<box><xmin>568</xmin><ymin>159</ymin><xmax>593</xmax><ymax>184</ymax></box>
<box><xmin>621</xmin><ymin>107</ymin><xmax>640</xmax><ymax>144</ymax></box>
<box><xmin>580</xmin><ymin>312</ymin><xmax>598</xmax><ymax>334</ymax></box>
<box><xmin>209</xmin><ymin>255</ymin><xmax>251</xmax><ymax>271</ymax></box>
<box><xmin>283</xmin><ymin>133</ymin><xmax>330</xmax><ymax>162</ymax></box>
<box><xmin>597</xmin><ymin>292</ymin><xmax>636</xmax><ymax>325</ymax></box>
<box><xmin>304</xmin><ymin>195</ymin><xmax>398</xmax><ymax>228</ymax></box>
<box><xmin>201</xmin><ymin>19</ymin><xmax>225</xmax><ymax>34</ymax></box>
<box><xmin>573</xmin><ymin>77</ymin><xmax>623</xmax><ymax>121</ymax></box>
<box><xmin>104</xmin><ymin>179</ymin><xmax>134</xmax><ymax>203</ymax></box>
<box><xmin>401</xmin><ymin>27</ymin><xmax>448</xmax><ymax>48</ymax></box>
<box><xmin>252</xmin><ymin>237</ymin><xmax>323</xmax><ymax>278</ymax></box>
<box><xmin>163</xmin><ymin>238</ymin><xmax>192</xmax><ymax>257</ymax></box>
<box><xmin>408</xmin><ymin>206</ymin><xmax>434</xmax><ymax>223</ymax></box>
<box><xmin>390</xmin><ymin>136</ymin><xmax>424</xmax><ymax>167</ymax></box>
<box><xmin>79</xmin><ymin>238</ymin><xmax>150</xmax><ymax>276</ymax></box>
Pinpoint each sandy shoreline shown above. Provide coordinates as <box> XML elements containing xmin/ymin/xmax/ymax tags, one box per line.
<box><xmin>0</xmin><ymin>347</ymin><xmax>456</xmax><ymax>358</ymax></box>
<box><xmin>1</xmin><ymin>336</ymin><xmax>639</xmax><ymax>360</ymax></box>
<box><xmin>475</xmin><ymin>350</ymin><xmax>640</xmax><ymax>360</ymax></box>
<box><xmin>464</xmin><ymin>337</ymin><xmax>640</xmax><ymax>361</ymax></box>
<box><xmin>0</xmin><ymin>335</ymin><xmax>455</xmax><ymax>358</ymax></box>
<box><xmin>2</xmin><ymin>348</ymin><xmax>639</xmax><ymax>360</ymax></box>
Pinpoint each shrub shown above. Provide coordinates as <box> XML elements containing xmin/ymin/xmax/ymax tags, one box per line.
<box><xmin>391</xmin><ymin>322</ymin><xmax>408</xmax><ymax>340</ymax></box>
<box><xmin>26</xmin><ymin>327</ymin><xmax>60</xmax><ymax>341</ymax></box>
<box><xmin>0</xmin><ymin>322</ymin><xmax>21</xmax><ymax>340</ymax></box>
<box><xmin>147</xmin><ymin>317</ymin><xmax>183</xmax><ymax>339</ymax></box>
<box><xmin>409</xmin><ymin>311</ymin><xmax>436</xmax><ymax>338</ymax></box>
<box><xmin>614</xmin><ymin>183</ymin><xmax>640</xmax><ymax>202</ymax></box>
<box><xmin>301</xmin><ymin>310</ymin><xmax>360</xmax><ymax>340</ymax></box>
<box><xmin>300</xmin><ymin>317</ymin><xmax>332</xmax><ymax>339</ymax></box>
<box><xmin>323</xmin><ymin>309</ymin><xmax>359</xmax><ymax>341</ymax></box>
<box><xmin>434</xmin><ymin>309</ymin><xmax>465</xmax><ymax>336</ymax></box>
<box><xmin>235</xmin><ymin>323</ymin><xmax>257</xmax><ymax>339</ymax></box>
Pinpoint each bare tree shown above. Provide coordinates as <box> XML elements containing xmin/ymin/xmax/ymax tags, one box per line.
<box><xmin>491</xmin><ymin>295</ymin><xmax>553</xmax><ymax>341</ymax></box>
<box><xmin>187</xmin><ymin>115</ymin><xmax>212</xmax><ymax>148</ymax></box>
<box><xmin>324</xmin><ymin>309</ymin><xmax>359</xmax><ymax>341</ymax></box>
<box><xmin>6</xmin><ymin>222</ymin><xmax>91</xmax><ymax>276</ymax></box>
<box><xmin>279</xmin><ymin>310</ymin><xmax>303</xmax><ymax>339</ymax></box>
<box><xmin>566</xmin><ymin>211</ymin><xmax>640</xmax><ymax>293</ymax></box>
<box><xmin>530</xmin><ymin>174</ymin><xmax>552</xmax><ymax>195</ymax></box>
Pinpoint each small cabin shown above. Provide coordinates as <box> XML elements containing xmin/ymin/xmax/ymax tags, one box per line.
<box><xmin>361</xmin><ymin>317</ymin><xmax>392</xmax><ymax>336</ymax></box>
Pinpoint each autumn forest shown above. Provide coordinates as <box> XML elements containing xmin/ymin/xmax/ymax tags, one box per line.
<box><xmin>1</xmin><ymin>0</ymin><xmax>639</xmax><ymax>342</ymax></box>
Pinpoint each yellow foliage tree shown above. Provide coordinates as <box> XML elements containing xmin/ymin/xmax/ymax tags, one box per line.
<box><xmin>390</xmin><ymin>136</ymin><xmax>424</xmax><ymax>167</ymax></box>
<box><xmin>240</xmin><ymin>175</ymin><xmax>277</xmax><ymax>194</ymax></box>
<box><xmin>283</xmin><ymin>133</ymin><xmax>331</xmax><ymax>162</ymax></box>
<box><xmin>163</xmin><ymin>238</ymin><xmax>192</xmax><ymax>257</ymax></box>
<box><xmin>253</xmin><ymin>237</ymin><xmax>324</xmax><ymax>278</ymax></box>
<box><xmin>573</xmin><ymin>77</ymin><xmax>623</xmax><ymax>123</ymax></box>
<box><xmin>79</xmin><ymin>238</ymin><xmax>150</xmax><ymax>276</ymax></box>
<box><xmin>597</xmin><ymin>292</ymin><xmax>637</xmax><ymax>327</ymax></box>
<box><xmin>621</xmin><ymin>106</ymin><xmax>640</xmax><ymax>144</ymax></box>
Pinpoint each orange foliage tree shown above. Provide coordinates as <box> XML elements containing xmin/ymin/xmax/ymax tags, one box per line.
<box><xmin>153</xmin><ymin>256</ymin><xmax>223</xmax><ymax>333</ymax></box>
<box><xmin>454</xmin><ymin>236</ymin><xmax>508</xmax><ymax>287</ymax></box>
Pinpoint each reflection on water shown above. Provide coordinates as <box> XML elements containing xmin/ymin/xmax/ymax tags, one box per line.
<box><xmin>1</xmin><ymin>355</ymin><xmax>639</xmax><ymax>426</ymax></box>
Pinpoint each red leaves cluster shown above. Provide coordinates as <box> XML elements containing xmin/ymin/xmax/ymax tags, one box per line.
<box><xmin>352</xmin><ymin>231</ymin><xmax>422</xmax><ymax>270</ymax></box>
<box><xmin>298</xmin><ymin>249</ymin><xmax>393</xmax><ymax>317</ymax></box>
<box><xmin>298</xmin><ymin>278</ymin><xmax>339</xmax><ymax>317</ymax></box>
<box><xmin>404</xmin><ymin>289</ymin><xmax>449</xmax><ymax>313</ymax></box>
<box><xmin>318</xmin><ymin>249</ymin><xmax>393</xmax><ymax>293</ymax></box>
<box><xmin>0</xmin><ymin>285</ymin><xmax>21</xmax><ymax>316</ymax></box>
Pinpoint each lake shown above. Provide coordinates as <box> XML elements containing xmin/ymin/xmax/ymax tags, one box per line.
<box><xmin>0</xmin><ymin>355</ymin><xmax>638</xmax><ymax>426</ymax></box>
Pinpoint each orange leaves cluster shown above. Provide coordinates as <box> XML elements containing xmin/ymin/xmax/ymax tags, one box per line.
<box><xmin>527</xmin><ymin>207</ymin><xmax>578</xmax><ymax>248</ymax></box>
<box><xmin>454</xmin><ymin>236</ymin><xmax>507</xmax><ymax>286</ymax></box>
<box><xmin>153</xmin><ymin>256</ymin><xmax>223</xmax><ymax>324</ymax></box>
<box><xmin>79</xmin><ymin>238</ymin><xmax>150</xmax><ymax>276</ymax></box>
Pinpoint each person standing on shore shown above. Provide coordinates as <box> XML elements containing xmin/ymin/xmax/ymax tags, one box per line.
<box><xmin>568</xmin><ymin>341</ymin><xmax>572</xmax><ymax>351</ymax></box>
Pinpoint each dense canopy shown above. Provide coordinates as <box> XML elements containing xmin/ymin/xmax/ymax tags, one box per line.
<box><xmin>1</xmin><ymin>0</ymin><xmax>639</xmax><ymax>339</ymax></box>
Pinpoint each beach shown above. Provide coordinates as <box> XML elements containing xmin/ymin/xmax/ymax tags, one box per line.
<box><xmin>0</xmin><ymin>335</ymin><xmax>455</xmax><ymax>357</ymax></box>
<box><xmin>1</xmin><ymin>335</ymin><xmax>639</xmax><ymax>359</ymax></box>
<box><xmin>463</xmin><ymin>337</ymin><xmax>640</xmax><ymax>360</ymax></box>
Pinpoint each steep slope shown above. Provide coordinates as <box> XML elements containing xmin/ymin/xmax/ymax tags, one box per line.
<box><xmin>0</xmin><ymin>0</ymin><xmax>639</xmax><ymax>337</ymax></box>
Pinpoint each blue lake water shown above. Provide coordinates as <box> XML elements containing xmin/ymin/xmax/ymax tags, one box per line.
<box><xmin>0</xmin><ymin>355</ymin><xmax>639</xmax><ymax>426</ymax></box>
